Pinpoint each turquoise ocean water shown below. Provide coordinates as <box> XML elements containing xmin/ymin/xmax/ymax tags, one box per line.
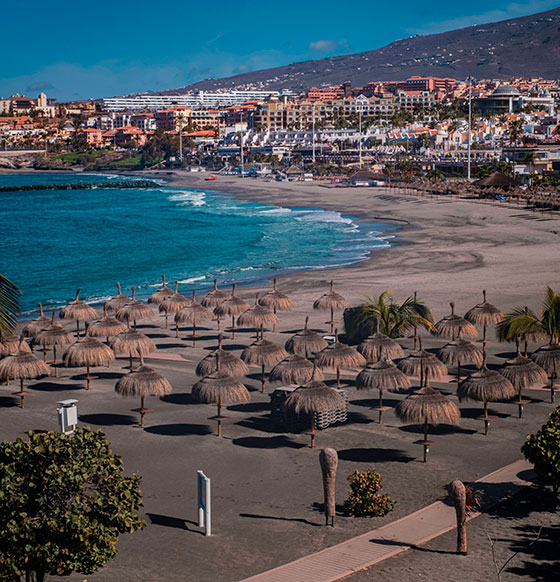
<box><xmin>0</xmin><ymin>173</ymin><xmax>396</xmax><ymax>315</ymax></box>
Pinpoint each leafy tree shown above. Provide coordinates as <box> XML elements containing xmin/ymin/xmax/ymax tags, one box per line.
<box><xmin>343</xmin><ymin>469</ymin><xmax>395</xmax><ymax>517</ymax></box>
<box><xmin>0</xmin><ymin>274</ymin><xmax>21</xmax><ymax>336</ymax></box>
<box><xmin>522</xmin><ymin>407</ymin><xmax>560</xmax><ymax>499</ymax></box>
<box><xmin>346</xmin><ymin>290</ymin><xmax>433</xmax><ymax>342</ymax></box>
<box><xmin>507</xmin><ymin>119</ymin><xmax>524</xmax><ymax>178</ymax></box>
<box><xmin>382</xmin><ymin>162</ymin><xmax>395</xmax><ymax>184</ymax></box>
<box><xmin>0</xmin><ymin>428</ymin><xmax>145</xmax><ymax>582</ymax></box>
<box><xmin>477</xmin><ymin>161</ymin><xmax>513</xmax><ymax>178</ymax></box>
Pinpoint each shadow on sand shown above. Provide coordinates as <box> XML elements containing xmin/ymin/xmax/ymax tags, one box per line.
<box><xmin>144</xmin><ymin>423</ymin><xmax>212</xmax><ymax>436</ymax></box>
<box><xmin>232</xmin><ymin>435</ymin><xmax>305</xmax><ymax>449</ymax></box>
<box><xmin>338</xmin><ymin>447</ymin><xmax>415</xmax><ymax>463</ymax></box>
<box><xmin>240</xmin><ymin>513</ymin><xmax>321</xmax><ymax>527</ymax></box>
<box><xmin>79</xmin><ymin>413</ymin><xmax>137</xmax><ymax>426</ymax></box>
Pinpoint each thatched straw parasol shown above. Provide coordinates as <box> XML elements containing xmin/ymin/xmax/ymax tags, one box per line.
<box><xmin>32</xmin><ymin>313</ymin><xmax>74</xmax><ymax>375</ymax></box>
<box><xmin>531</xmin><ymin>343</ymin><xmax>560</xmax><ymax>403</ymax></box>
<box><xmin>158</xmin><ymin>281</ymin><xmax>191</xmax><ymax>329</ymax></box>
<box><xmin>500</xmin><ymin>341</ymin><xmax>548</xmax><ymax>416</ymax></box>
<box><xmin>433</xmin><ymin>302</ymin><xmax>477</xmax><ymax>340</ymax></box>
<box><xmin>269</xmin><ymin>354</ymin><xmax>323</xmax><ymax>385</ymax></box>
<box><xmin>283</xmin><ymin>373</ymin><xmax>345</xmax><ymax>448</ymax></box>
<box><xmin>237</xmin><ymin>294</ymin><xmax>279</xmax><ymax>338</ymax></box>
<box><xmin>174</xmin><ymin>289</ymin><xmax>214</xmax><ymax>344</ymax></box>
<box><xmin>358</xmin><ymin>320</ymin><xmax>404</xmax><ymax>362</ymax></box>
<box><xmin>285</xmin><ymin>317</ymin><xmax>328</xmax><ymax>358</ymax></box>
<box><xmin>356</xmin><ymin>359</ymin><xmax>411</xmax><ymax>423</ymax></box>
<box><xmin>258</xmin><ymin>278</ymin><xmax>294</xmax><ymax>329</ymax></box>
<box><xmin>22</xmin><ymin>303</ymin><xmax>50</xmax><ymax>338</ymax></box>
<box><xmin>115</xmin><ymin>354</ymin><xmax>172</xmax><ymax>427</ymax></box>
<box><xmin>464</xmin><ymin>290</ymin><xmax>504</xmax><ymax>354</ymax></box>
<box><xmin>60</xmin><ymin>289</ymin><xmax>98</xmax><ymax>337</ymax></box>
<box><xmin>116</xmin><ymin>286</ymin><xmax>154</xmax><ymax>329</ymax></box>
<box><xmin>196</xmin><ymin>334</ymin><xmax>248</xmax><ymax>378</ymax></box>
<box><xmin>88</xmin><ymin>304</ymin><xmax>127</xmax><ymax>342</ymax></box>
<box><xmin>64</xmin><ymin>331</ymin><xmax>115</xmax><ymax>390</ymax></box>
<box><xmin>105</xmin><ymin>282</ymin><xmax>131</xmax><ymax>313</ymax></box>
<box><xmin>315</xmin><ymin>331</ymin><xmax>366</xmax><ymax>387</ymax></box>
<box><xmin>0</xmin><ymin>338</ymin><xmax>50</xmax><ymax>407</ymax></box>
<box><xmin>1</xmin><ymin>335</ymin><xmax>31</xmax><ymax>358</ymax></box>
<box><xmin>201</xmin><ymin>279</ymin><xmax>228</xmax><ymax>309</ymax></box>
<box><xmin>313</xmin><ymin>280</ymin><xmax>351</xmax><ymax>333</ymax></box>
<box><xmin>397</xmin><ymin>338</ymin><xmax>448</xmax><ymax>387</ymax></box>
<box><xmin>395</xmin><ymin>385</ymin><xmax>461</xmax><ymax>461</ymax></box>
<box><xmin>213</xmin><ymin>284</ymin><xmax>249</xmax><ymax>339</ymax></box>
<box><xmin>110</xmin><ymin>328</ymin><xmax>156</xmax><ymax>370</ymax></box>
<box><xmin>241</xmin><ymin>333</ymin><xmax>288</xmax><ymax>392</ymax></box>
<box><xmin>437</xmin><ymin>337</ymin><xmax>483</xmax><ymax>391</ymax></box>
<box><xmin>148</xmin><ymin>275</ymin><xmax>174</xmax><ymax>305</ymax></box>
<box><xmin>192</xmin><ymin>354</ymin><xmax>250</xmax><ymax>437</ymax></box>
<box><xmin>458</xmin><ymin>362</ymin><xmax>515</xmax><ymax>435</ymax></box>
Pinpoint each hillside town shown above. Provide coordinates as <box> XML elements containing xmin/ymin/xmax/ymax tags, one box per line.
<box><xmin>1</xmin><ymin>76</ymin><xmax>559</xmax><ymax>182</ymax></box>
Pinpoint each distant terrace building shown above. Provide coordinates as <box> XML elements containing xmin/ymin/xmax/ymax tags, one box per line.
<box><xmin>474</xmin><ymin>85</ymin><xmax>523</xmax><ymax>115</ymax></box>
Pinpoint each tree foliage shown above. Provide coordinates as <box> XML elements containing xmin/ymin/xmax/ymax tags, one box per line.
<box><xmin>0</xmin><ymin>428</ymin><xmax>145</xmax><ymax>582</ymax></box>
<box><xmin>0</xmin><ymin>274</ymin><xmax>21</xmax><ymax>337</ymax></box>
<box><xmin>522</xmin><ymin>407</ymin><xmax>560</xmax><ymax>498</ymax></box>
<box><xmin>343</xmin><ymin>469</ymin><xmax>395</xmax><ymax>517</ymax></box>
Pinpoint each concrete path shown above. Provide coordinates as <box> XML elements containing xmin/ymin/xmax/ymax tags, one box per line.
<box><xmin>241</xmin><ymin>459</ymin><xmax>533</xmax><ymax>582</ymax></box>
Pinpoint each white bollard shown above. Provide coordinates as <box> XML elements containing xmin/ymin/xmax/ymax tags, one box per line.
<box><xmin>197</xmin><ymin>470</ymin><xmax>211</xmax><ymax>536</ymax></box>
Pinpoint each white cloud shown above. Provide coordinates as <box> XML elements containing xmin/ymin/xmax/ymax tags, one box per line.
<box><xmin>309</xmin><ymin>40</ymin><xmax>340</xmax><ymax>53</ymax></box>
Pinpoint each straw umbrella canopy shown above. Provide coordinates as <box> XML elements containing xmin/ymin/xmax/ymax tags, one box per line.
<box><xmin>313</xmin><ymin>280</ymin><xmax>352</xmax><ymax>333</ymax></box>
<box><xmin>395</xmin><ymin>385</ymin><xmax>461</xmax><ymax>461</ymax></box>
<box><xmin>110</xmin><ymin>328</ymin><xmax>156</xmax><ymax>370</ymax></box>
<box><xmin>64</xmin><ymin>333</ymin><xmax>115</xmax><ymax>390</ymax></box>
<box><xmin>116</xmin><ymin>286</ymin><xmax>154</xmax><ymax>329</ymax></box>
<box><xmin>500</xmin><ymin>343</ymin><xmax>548</xmax><ymax>416</ymax></box>
<box><xmin>283</xmin><ymin>375</ymin><xmax>345</xmax><ymax>448</ymax></box>
<box><xmin>531</xmin><ymin>343</ymin><xmax>560</xmax><ymax>403</ymax></box>
<box><xmin>201</xmin><ymin>279</ymin><xmax>229</xmax><ymax>309</ymax></box>
<box><xmin>158</xmin><ymin>281</ymin><xmax>191</xmax><ymax>329</ymax></box>
<box><xmin>192</xmin><ymin>355</ymin><xmax>250</xmax><ymax>437</ymax></box>
<box><xmin>356</xmin><ymin>359</ymin><xmax>411</xmax><ymax>423</ymax></box>
<box><xmin>437</xmin><ymin>335</ymin><xmax>483</xmax><ymax>392</ymax></box>
<box><xmin>315</xmin><ymin>332</ymin><xmax>366</xmax><ymax>387</ymax></box>
<box><xmin>32</xmin><ymin>313</ymin><xmax>74</xmax><ymax>375</ymax></box>
<box><xmin>285</xmin><ymin>316</ymin><xmax>328</xmax><ymax>358</ymax></box>
<box><xmin>105</xmin><ymin>282</ymin><xmax>131</xmax><ymax>313</ymax></box>
<box><xmin>241</xmin><ymin>334</ymin><xmax>288</xmax><ymax>392</ymax></box>
<box><xmin>358</xmin><ymin>320</ymin><xmax>404</xmax><ymax>362</ymax></box>
<box><xmin>464</xmin><ymin>290</ymin><xmax>504</xmax><ymax>354</ymax></box>
<box><xmin>115</xmin><ymin>354</ymin><xmax>172</xmax><ymax>427</ymax></box>
<box><xmin>88</xmin><ymin>304</ymin><xmax>127</xmax><ymax>342</ymax></box>
<box><xmin>148</xmin><ymin>274</ymin><xmax>174</xmax><ymax>305</ymax></box>
<box><xmin>237</xmin><ymin>294</ymin><xmax>279</xmax><ymax>338</ymax></box>
<box><xmin>433</xmin><ymin>302</ymin><xmax>477</xmax><ymax>340</ymax></box>
<box><xmin>458</xmin><ymin>363</ymin><xmax>515</xmax><ymax>435</ymax></box>
<box><xmin>1</xmin><ymin>335</ymin><xmax>31</xmax><ymax>358</ymax></box>
<box><xmin>269</xmin><ymin>354</ymin><xmax>323</xmax><ymax>385</ymax></box>
<box><xmin>0</xmin><ymin>338</ymin><xmax>50</xmax><ymax>407</ymax></box>
<box><xmin>22</xmin><ymin>303</ymin><xmax>50</xmax><ymax>338</ymax></box>
<box><xmin>213</xmin><ymin>284</ymin><xmax>250</xmax><ymax>339</ymax></box>
<box><xmin>59</xmin><ymin>289</ymin><xmax>98</xmax><ymax>337</ymax></box>
<box><xmin>258</xmin><ymin>278</ymin><xmax>294</xmax><ymax>321</ymax></box>
<box><xmin>397</xmin><ymin>338</ymin><xmax>448</xmax><ymax>387</ymax></box>
<box><xmin>196</xmin><ymin>334</ymin><xmax>249</xmax><ymax>378</ymax></box>
<box><xmin>174</xmin><ymin>290</ymin><xmax>214</xmax><ymax>344</ymax></box>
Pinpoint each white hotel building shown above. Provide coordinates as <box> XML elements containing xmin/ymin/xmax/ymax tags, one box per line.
<box><xmin>103</xmin><ymin>90</ymin><xmax>285</xmax><ymax>111</ymax></box>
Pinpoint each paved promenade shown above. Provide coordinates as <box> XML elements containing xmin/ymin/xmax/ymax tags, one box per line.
<box><xmin>241</xmin><ymin>459</ymin><xmax>533</xmax><ymax>582</ymax></box>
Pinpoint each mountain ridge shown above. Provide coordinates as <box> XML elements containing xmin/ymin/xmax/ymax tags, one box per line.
<box><xmin>157</xmin><ymin>7</ymin><xmax>560</xmax><ymax>95</ymax></box>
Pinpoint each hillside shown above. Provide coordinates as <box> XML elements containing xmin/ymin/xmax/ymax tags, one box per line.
<box><xmin>161</xmin><ymin>7</ymin><xmax>560</xmax><ymax>94</ymax></box>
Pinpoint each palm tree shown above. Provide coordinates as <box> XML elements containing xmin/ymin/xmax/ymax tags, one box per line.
<box><xmin>383</xmin><ymin>162</ymin><xmax>395</xmax><ymax>185</ymax></box>
<box><xmin>348</xmin><ymin>290</ymin><xmax>434</xmax><ymax>340</ymax></box>
<box><xmin>0</xmin><ymin>274</ymin><xmax>21</xmax><ymax>336</ymax></box>
<box><xmin>496</xmin><ymin>288</ymin><xmax>560</xmax><ymax>351</ymax></box>
<box><xmin>507</xmin><ymin>119</ymin><xmax>524</xmax><ymax>179</ymax></box>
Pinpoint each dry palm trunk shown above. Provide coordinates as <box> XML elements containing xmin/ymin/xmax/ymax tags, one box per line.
<box><xmin>449</xmin><ymin>479</ymin><xmax>468</xmax><ymax>554</ymax></box>
<box><xmin>319</xmin><ymin>448</ymin><xmax>338</xmax><ymax>527</ymax></box>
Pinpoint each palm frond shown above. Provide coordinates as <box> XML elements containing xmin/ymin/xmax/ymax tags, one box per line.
<box><xmin>0</xmin><ymin>274</ymin><xmax>21</xmax><ymax>337</ymax></box>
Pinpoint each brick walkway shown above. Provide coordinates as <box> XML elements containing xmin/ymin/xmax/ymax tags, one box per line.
<box><xmin>241</xmin><ymin>459</ymin><xmax>533</xmax><ymax>582</ymax></box>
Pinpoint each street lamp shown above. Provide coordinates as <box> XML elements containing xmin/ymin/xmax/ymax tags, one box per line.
<box><xmin>467</xmin><ymin>76</ymin><xmax>472</xmax><ymax>180</ymax></box>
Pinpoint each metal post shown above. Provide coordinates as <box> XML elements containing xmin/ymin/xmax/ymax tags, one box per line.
<box><xmin>197</xmin><ymin>470</ymin><xmax>211</xmax><ymax>536</ymax></box>
<box><xmin>359</xmin><ymin>109</ymin><xmax>362</xmax><ymax>168</ymax></box>
<box><xmin>467</xmin><ymin>77</ymin><xmax>472</xmax><ymax>180</ymax></box>
<box><xmin>312</xmin><ymin>109</ymin><xmax>316</xmax><ymax>164</ymax></box>
<box><xmin>179</xmin><ymin>119</ymin><xmax>183</xmax><ymax>163</ymax></box>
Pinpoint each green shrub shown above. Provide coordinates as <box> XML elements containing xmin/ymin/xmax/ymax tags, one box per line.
<box><xmin>343</xmin><ymin>469</ymin><xmax>395</xmax><ymax>517</ymax></box>
<box><xmin>522</xmin><ymin>406</ymin><xmax>560</xmax><ymax>498</ymax></box>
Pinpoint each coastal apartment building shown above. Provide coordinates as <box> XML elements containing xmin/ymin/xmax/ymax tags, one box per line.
<box><xmin>154</xmin><ymin>107</ymin><xmax>192</xmax><ymax>131</ymax></box>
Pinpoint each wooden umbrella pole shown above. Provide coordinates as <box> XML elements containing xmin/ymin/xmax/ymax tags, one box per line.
<box><xmin>483</xmin><ymin>401</ymin><xmax>489</xmax><ymax>436</ymax></box>
<box><xmin>129</xmin><ymin>352</ymin><xmax>133</xmax><ymax>370</ymax></box>
<box><xmin>175</xmin><ymin>321</ymin><xmax>179</xmax><ymax>339</ymax></box>
<box><xmin>231</xmin><ymin>315</ymin><xmax>236</xmax><ymax>339</ymax></box>
<box><xmin>165</xmin><ymin>312</ymin><xmax>168</xmax><ymax>329</ymax></box>
<box><xmin>43</xmin><ymin>348</ymin><xmax>47</xmax><ymax>363</ymax></box>
<box><xmin>550</xmin><ymin>374</ymin><xmax>555</xmax><ymax>404</ymax></box>
<box><xmin>192</xmin><ymin>322</ymin><xmax>197</xmax><ymax>348</ymax></box>
<box><xmin>140</xmin><ymin>395</ymin><xmax>145</xmax><ymax>428</ymax></box>
<box><xmin>336</xmin><ymin>366</ymin><xmax>341</xmax><ymax>387</ymax></box>
<box><xmin>330</xmin><ymin>307</ymin><xmax>334</xmax><ymax>334</ymax></box>
<box><xmin>217</xmin><ymin>401</ymin><xmax>222</xmax><ymax>437</ymax></box>
<box><xmin>261</xmin><ymin>363</ymin><xmax>266</xmax><ymax>393</ymax></box>
<box><xmin>457</xmin><ymin>362</ymin><xmax>461</xmax><ymax>391</ymax></box>
<box><xmin>310</xmin><ymin>413</ymin><xmax>315</xmax><ymax>449</ymax></box>
<box><xmin>54</xmin><ymin>346</ymin><xmax>58</xmax><ymax>377</ymax></box>
<box><xmin>482</xmin><ymin>324</ymin><xmax>487</xmax><ymax>359</ymax></box>
<box><xmin>76</xmin><ymin>320</ymin><xmax>80</xmax><ymax>338</ymax></box>
<box><xmin>423</xmin><ymin>419</ymin><xmax>429</xmax><ymax>462</ymax></box>
<box><xmin>379</xmin><ymin>388</ymin><xmax>384</xmax><ymax>424</ymax></box>
<box><xmin>86</xmin><ymin>363</ymin><xmax>91</xmax><ymax>390</ymax></box>
<box><xmin>20</xmin><ymin>378</ymin><xmax>25</xmax><ymax>409</ymax></box>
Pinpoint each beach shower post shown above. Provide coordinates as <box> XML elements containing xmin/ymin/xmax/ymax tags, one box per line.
<box><xmin>197</xmin><ymin>470</ymin><xmax>211</xmax><ymax>536</ymax></box>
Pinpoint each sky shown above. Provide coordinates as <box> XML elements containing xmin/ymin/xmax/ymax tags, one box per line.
<box><xmin>2</xmin><ymin>0</ymin><xmax>558</xmax><ymax>101</ymax></box>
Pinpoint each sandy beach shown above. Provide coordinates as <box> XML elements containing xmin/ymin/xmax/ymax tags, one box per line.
<box><xmin>2</xmin><ymin>169</ymin><xmax>560</xmax><ymax>581</ymax></box>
